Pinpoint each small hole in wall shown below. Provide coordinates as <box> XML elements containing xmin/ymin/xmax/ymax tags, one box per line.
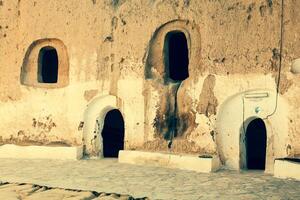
<box><xmin>38</xmin><ymin>46</ymin><xmax>58</xmax><ymax>83</ymax></box>
<box><xmin>164</xmin><ymin>31</ymin><xmax>189</xmax><ymax>81</ymax></box>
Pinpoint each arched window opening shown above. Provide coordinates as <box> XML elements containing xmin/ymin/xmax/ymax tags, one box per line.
<box><xmin>245</xmin><ymin>118</ymin><xmax>267</xmax><ymax>170</ymax></box>
<box><xmin>164</xmin><ymin>31</ymin><xmax>189</xmax><ymax>81</ymax></box>
<box><xmin>101</xmin><ymin>109</ymin><xmax>125</xmax><ymax>158</ymax></box>
<box><xmin>38</xmin><ymin>46</ymin><xmax>58</xmax><ymax>83</ymax></box>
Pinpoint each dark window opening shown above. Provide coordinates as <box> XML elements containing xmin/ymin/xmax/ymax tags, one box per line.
<box><xmin>165</xmin><ymin>31</ymin><xmax>189</xmax><ymax>81</ymax></box>
<box><xmin>101</xmin><ymin>109</ymin><xmax>125</xmax><ymax>158</ymax></box>
<box><xmin>38</xmin><ymin>46</ymin><xmax>58</xmax><ymax>83</ymax></box>
<box><xmin>245</xmin><ymin>118</ymin><xmax>267</xmax><ymax>170</ymax></box>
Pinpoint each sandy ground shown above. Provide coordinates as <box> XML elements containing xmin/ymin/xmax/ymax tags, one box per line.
<box><xmin>0</xmin><ymin>159</ymin><xmax>299</xmax><ymax>199</ymax></box>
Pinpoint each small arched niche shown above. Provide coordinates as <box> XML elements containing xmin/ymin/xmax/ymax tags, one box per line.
<box><xmin>144</xmin><ymin>20</ymin><xmax>201</xmax><ymax>82</ymax></box>
<box><xmin>21</xmin><ymin>38</ymin><xmax>69</xmax><ymax>88</ymax></box>
<box><xmin>164</xmin><ymin>31</ymin><xmax>189</xmax><ymax>82</ymax></box>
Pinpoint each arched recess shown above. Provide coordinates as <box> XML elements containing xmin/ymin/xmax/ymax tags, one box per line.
<box><xmin>145</xmin><ymin>19</ymin><xmax>201</xmax><ymax>81</ymax></box>
<box><xmin>143</xmin><ymin>20</ymin><xmax>201</xmax><ymax>142</ymax></box>
<box><xmin>216</xmin><ymin>89</ymin><xmax>289</xmax><ymax>173</ymax></box>
<box><xmin>83</xmin><ymin>95</ymin><xmax>125</xmax><ymax>158</ymax></box>
<box><xmin>21</xmin><ymin>38</ymin><xmax>69</xmax><ymax>88</ymax></box>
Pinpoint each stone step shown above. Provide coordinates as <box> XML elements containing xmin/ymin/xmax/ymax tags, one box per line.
<box><xmin>274</xmin><ymin>158</ymin><xmax>300</xmax><ymax>181</ymax></box>
<box><xmin>0</xmin><ymin>144</ymin><xmax>82</xmax><ymax>160</ymax></box>
<box><xmin>118</xmin><ymin>150</ymin><xmax>220</xmax><ymax>173</ymax></box>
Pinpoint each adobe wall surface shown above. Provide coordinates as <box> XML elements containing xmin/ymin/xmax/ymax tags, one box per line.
<box><xmin>0</xmin><ymin>0</ymin><xmax>299</xmax><ymax>168</ymax></box>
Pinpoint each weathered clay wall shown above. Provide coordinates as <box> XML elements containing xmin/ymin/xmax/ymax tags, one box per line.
<box><xmin>0</xmin><ymin>0</ymin><xmax>113</xmax><ymax>148</ymax></box>
<box><xmin>281</xmin><ymin>0</ymin><xmax>300</xmax><ymax>157</ymax></box>
<box><xmin>0</xmin><ymin>0</ymin><xmax>299</xmax><ymax>169</ymax></box>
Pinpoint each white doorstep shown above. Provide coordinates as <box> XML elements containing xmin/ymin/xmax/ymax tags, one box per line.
<box><xmin>0</xmin><ymin>144</ymin><xmax>83</xmax><ymax>160</ymax></box>
<box><xmin>274</xmin><ymin>159</ymin><xmax>300</xmax><ymax>181</ymax></box>
<box><xmin>118</xmin><ymin>150</ymin><xmax>220</xmax><ymax>173</ymax></box>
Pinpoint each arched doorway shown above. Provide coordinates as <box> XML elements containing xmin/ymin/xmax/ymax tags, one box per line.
<box><xmin>245</xmin><ymin>118</ymin><xmax>267</xmax><ymax>170</ymax></box>
<box><xmin>101</xmin><ymin>109</ymin><xmax>124</xmax><ymax>158</ymax></box>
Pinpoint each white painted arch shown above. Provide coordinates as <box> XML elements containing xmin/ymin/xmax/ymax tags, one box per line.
<box><xmin>83</xmin><ymin>95</ymin><xmax>120</xmax><ymax>158</ymax></box>
<box><xmin>216</xmin><ymin>89</ymin><xmax>289</xmax><ymax>173</ymax></box>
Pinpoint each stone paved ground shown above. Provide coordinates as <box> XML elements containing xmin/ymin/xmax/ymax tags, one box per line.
<box><xmin>0</xmin><ymin>182</ymin><xmax>140</xmax><ymax>200</ymax></box>
<box><xmin>0</xmin><ymin>159</ymin><xmax>299</xmax><ymax>200</ymax></box>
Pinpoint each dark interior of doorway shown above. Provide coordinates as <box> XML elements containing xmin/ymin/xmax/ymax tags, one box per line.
<box><xmin>101</xmin><ymin>109</ymin><xmax>124</xmax><ymax>158</ymax></box>
<box><xmin>245</xmin><ymin>118</ymin><xmax>267</xmax><ymax>170</ymax></box>
<box><xmin>165</xmin><ymin>31</ymin><xmax>189</xmax><ymax>81</ymax></box>
<box><xmin>38</xmin><ymin>46</ymin><xmax>58</xmax><ymax>83</ymax></box>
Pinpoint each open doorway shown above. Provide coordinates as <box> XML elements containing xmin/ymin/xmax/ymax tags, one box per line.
<box><xmin>101</xmin><ymin>109</ymin><xmax>124</xmax><ymax>158</ymax></box>
<box><xmin>164</xmin><ymin>31</ymin><xmax>189</xmax><ymax>82</ymax></box>
<box><xmin>245</xmin><ymin>118</ymin><xmax>267</xmax><ymax>170</ymax></box>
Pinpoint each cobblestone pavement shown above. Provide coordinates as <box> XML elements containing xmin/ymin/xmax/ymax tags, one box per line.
<box><xmin>0</xmin><ymin>159</ymin><xmax>299</xmax><ymax>200</ymax></box>
<box><xmin>0</xmin><ymin>182</ymin><xmax>142</xmax><ymax>200</ymax></box>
